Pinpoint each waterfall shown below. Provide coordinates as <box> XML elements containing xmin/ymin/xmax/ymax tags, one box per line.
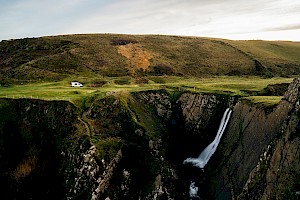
<box><xmin>183</xmin><ymin>108</ymin><xmax>232</xmax><ymax>168</ymax></box>
<box><xmin>184</xmin><ymin>108</ymin><xmax>232</xmax><ymax>199</ymax></box>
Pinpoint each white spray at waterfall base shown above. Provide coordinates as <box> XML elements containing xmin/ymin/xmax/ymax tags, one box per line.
<box><xmin>189</xmin><ymin>181</ymin><xmax>200</xmax><ymax>198</ymax></box>
<box><xmin>183</xmin><ymin>108</ymin><xmax>232</xmax><ymax>168</ymax></box>
<box><xmin>184</xmin><ymin>108</ymin><xmax>232</xmax><ymax>199</ymax></box>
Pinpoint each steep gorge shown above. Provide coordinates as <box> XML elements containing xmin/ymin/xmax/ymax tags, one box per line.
<box><xmin>0</xmin><ymin>78</ymin><xmax>300</xmax><ymax>199</ymax></box>
<box><xmin>210</xmin><ymin>78</ymin><xmax>300</xmax><ymax>199</ymax></box>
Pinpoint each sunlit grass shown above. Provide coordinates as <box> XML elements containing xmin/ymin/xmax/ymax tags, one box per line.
<box><xmin>0</xmin><ymin>76</ymin><xmax>294</xmax><ymax>105</ymax></box>
<box><xmin>243</xmin><ymin>96</ymin><xmax>283</xmax><ymax>106</ymax></box>
<box><xmin>167</xmin><ymin>76</ymin><xmax>294</xmax><ymax>95</ymax></box>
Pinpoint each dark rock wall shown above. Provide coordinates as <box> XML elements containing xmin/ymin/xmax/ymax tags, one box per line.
<box><xmin>262</xmin><ymin>103</ymin><xmax>300</xmax><ymax>199</ymax></box>
<box><xmin>0</xmin><ymin>99</ymin><xmax>79</xmax><ymax>200</ymax></box>
<box><xmin>209</xmin><ymin>77</ymin><xmax>300</xmax><ymax>200</ymax></box>
<box><xmin>167</xmin><ymin>93</ymin><xmax>235</xmax><ymax>163</ymax></box>
<box><xmin>260</xmin><ymin>78</ymin><xmax>300</xmax><ymax>199</ymax></box>
<box><xmin>72</xmin><ymin>90</ymin><xmax>234</xmax><ymax>200</ymax></box>
<box><xmin>1</xmin><ymin>78</ymin><xmax>300</xmax><ymax>200</ymax></box>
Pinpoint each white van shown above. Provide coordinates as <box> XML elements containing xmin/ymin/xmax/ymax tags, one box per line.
<box><xmin>71</xmin><ymin>81</ymin><xmax>83</xmax><ymax>87</ymax></box>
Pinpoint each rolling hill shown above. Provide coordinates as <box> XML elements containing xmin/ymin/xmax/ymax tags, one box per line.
<box><xmin>1</xmin><ymin>34</ymin><xmax>300</xmax><ymax>85</ymax></box>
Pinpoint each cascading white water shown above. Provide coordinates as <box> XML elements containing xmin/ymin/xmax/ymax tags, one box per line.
<box><xmin>183</xmin><ymin>108</ymin><xmax>232</xmax><ymax>168</ymax></box>
<box><xmin>184</xmin><ymin>108</ymin><xmax>232</xmax><ymax>199</ymax></box>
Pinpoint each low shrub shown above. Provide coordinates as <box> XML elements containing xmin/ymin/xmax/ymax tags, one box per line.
<box><xmin>149</xmin><ymin>77</ymin><xmax>166</xmax><ymax>84</ymax></box>
<box><xmin>115</xmin><ymin>77</ymin><xmax>131</xmax><ymax>85</ymax></box>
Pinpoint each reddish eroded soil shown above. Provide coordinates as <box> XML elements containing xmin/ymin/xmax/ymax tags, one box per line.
<box><xmin>118</xmin><ymin>43</ymin><xmax>153</xmax><ymax>74</ymax></box>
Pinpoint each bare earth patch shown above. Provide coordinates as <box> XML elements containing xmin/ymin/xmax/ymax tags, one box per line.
<box><xmin>10</xmin><ymin>154</ymin><xmax>37</xmax><ymax>180</ymax></box>
<box><xmin>118</xmin><ymin>43</ymin><xmax>153</xmax><ymax>73</ymax></box>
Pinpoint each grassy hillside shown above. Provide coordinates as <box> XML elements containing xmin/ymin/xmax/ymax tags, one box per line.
<box><xmin>1</xmin><ymin>34</ymin><xmax>299</xmax><ymax>106</ymax></box>
<box><xmin>1</xmin><ymin>34</ymin><xmax>300</xmax><ymax>85</ymax></box>
<box><xmin>225</xmin><ymin>40</ymin><xmax>300</xmax><ymax>75</ymax></box>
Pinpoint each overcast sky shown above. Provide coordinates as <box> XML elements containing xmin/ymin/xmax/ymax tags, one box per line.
<box><xmin>1</xmin><ymin>0</ymin><xmax>300</xmax><ymax>41</ymax></box>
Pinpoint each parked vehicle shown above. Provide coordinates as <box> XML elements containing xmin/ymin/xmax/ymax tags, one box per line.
<box><xmin>71</xmin><ymin>81</ymin><xmax>83</xmax><ymax>87</ymax></box>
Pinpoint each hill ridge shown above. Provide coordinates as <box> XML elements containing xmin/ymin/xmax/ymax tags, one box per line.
<box><xmin>1</xmin><ymin>34</ymin><xmax>300</xmax><ymax>84</ymax></box>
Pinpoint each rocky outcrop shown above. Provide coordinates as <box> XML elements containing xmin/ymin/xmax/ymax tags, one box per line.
<box><xmin>210</xmin><ymin>77</ymin><xmax>300</xmax><ymax>199</ymax></box>
<box><xmin>178</xmin><ymin>93</ymin><xmax>235</xmax><ymax>132</ymax></box>
<box><xmin>133</xmin><ymin>90</ymin><xmax>172</xmax><ymax>120</ymax></box>
<box><xmin>1</xmin><ymin>78</ymin><xmax>300</xmax><ymax>200</ymax></box>
<box><xmin>212</xmin><ymin>101</ymin><xmax>291</xmax><ymax>196</ymax></box>
<box><xmin>283</xmin><ymin>77</ymin><xmax>300</xmax><ymax>103</ymax></box>
<box><xmin>65</xmin><ymin>144</ymin><xmax>100</xmax><ymax>199</ymax></box>
<box><xmin>0</xmin><ymin>99</ymin><xmax>79</xmax><ymax>200</ymax></box>
<box><xmin>262</xmin><ymin>110</ymin><xmax>300</xmax><ymax>199</ymax></box>
<box><xmin>92</xmin><ymin>149</ymin><xmax>123</xmax><ymax>200</ymax></box>
<box><xmin>261</xmin><ymin>78</ymin><xmax>300</xmax><ymax>199</ymax></box>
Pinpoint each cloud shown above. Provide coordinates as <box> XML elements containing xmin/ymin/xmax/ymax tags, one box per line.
<box><xmin>64</xmin><ymin>0</ymin><xmax>251</xmax><ymax>34</ymax></box>
<box><xmin>1</xmin><ymin>0</ymin><xmax>300</xmax><ymax>41</ymax></box>
<box><xmin>0</xmin><ymin>0</ymin><xmax>102</xmax><ymax>39</ymax></box>
<box><xmin>64</xmin><ymin>0</ymin><xmax>277</xmax><ymax>35</ymax></box>
<box><xmin>265</xmin><ymin>24</ymin><xmax>300</xmax><ymax>32</ymax></box>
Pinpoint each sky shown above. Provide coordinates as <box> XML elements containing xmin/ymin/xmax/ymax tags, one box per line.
<box><xmin>1</xmin><ymin>0</ymin><xmax>300</xmax><ymax>41</ymax></box>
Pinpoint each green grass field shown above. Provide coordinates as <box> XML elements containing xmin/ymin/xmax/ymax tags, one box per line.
<box><xmin>0</xmin><ymin>75</ymin><xmax>294</xmax><ymax>106</ymax></box>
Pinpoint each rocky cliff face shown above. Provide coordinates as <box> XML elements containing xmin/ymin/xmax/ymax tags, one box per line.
<box><xmin>78</xmin><ymin>90</ymin><xmax>235</xmax><ymax>200</ymax></box>
<box><xmin>0</xmin><ymin>99</ymin><xmax>80</xmax><ymax>199</ymax></box>
<box><xmin>209</xmin><ymin>78</ymin><xmax>300</xmax><ymax>200</ymax></box>
<box><xmin>254</xmin><ymin>78</ymin><xmax>300</xmax><ymax>199</ymax></box>
<box><xmin>0</xmin><ymin>79</ymin><xmax>300</xmax><ymax>199</ymax></box>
